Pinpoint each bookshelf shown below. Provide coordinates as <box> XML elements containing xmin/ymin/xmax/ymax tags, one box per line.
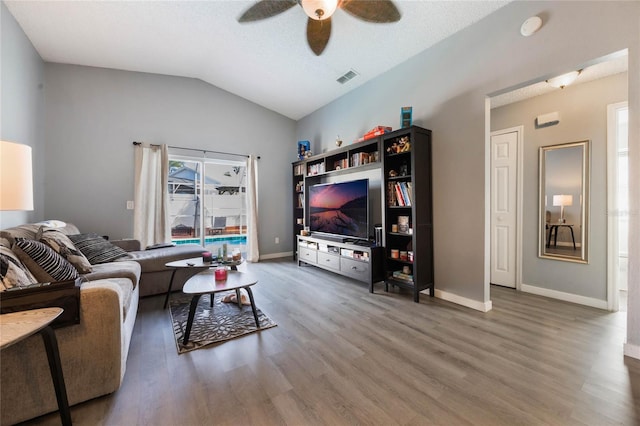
<box><xmin>382</xmin><ymin>126</ymin><xmax>434</xmax><ymax>302</ymax></box>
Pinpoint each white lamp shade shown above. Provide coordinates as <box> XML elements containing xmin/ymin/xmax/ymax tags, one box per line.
<box><xmin>301</xmin><ymin>0</ymin><xmax>338</xmax><ymax>20</ymax></box>
<box><xmin>0</xmin><ymin>141</ymin><xmax>34</xmax><ymax>211</ymax></box>
<box><xmin>552</xmin><ymin>194</ymin><xmax>573</xmax><ymax>207</ymax></box>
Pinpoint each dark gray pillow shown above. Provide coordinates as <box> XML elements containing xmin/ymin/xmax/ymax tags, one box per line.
<box><xmin>68</xmin><ymin>233</ymin><xmax>130</xmax><ymax>264</ymax></box>
<box><xmin>12</xmin><ymin>239</ymin><xmax>79</xmax><ymax>282</ymax></box>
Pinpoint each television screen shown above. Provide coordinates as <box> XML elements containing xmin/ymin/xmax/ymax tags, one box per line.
<box><xmin>308</xmin><ymin>179</ymin><xmax>369</xmax><ymax>240</ymax></box>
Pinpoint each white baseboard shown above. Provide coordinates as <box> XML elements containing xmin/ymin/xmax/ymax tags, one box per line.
<box><xmin>624</xmin><ymin>343</ymin><xmax>640</xmax><ymax>360</ymax></box>
<box><xmin>259</xmin><ymin>251</ymin><xmax>293</xmax><ymax>260</ymax></box>
<box><xmin>433</xmin><ymin>289</ymin><xmax>493</xmax><ymax>312</ymax></box>
<box><xmin>520</xmin><ymin>283</ymin><xmax>608</xmax><ymax>309</ymax></box>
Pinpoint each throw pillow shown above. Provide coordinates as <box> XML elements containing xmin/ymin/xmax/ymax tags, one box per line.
<box><xmin>39</xmin><ymin>229</ymin><xmax>93</xmax><ymax>274</ymax></box>
<box><xmin>68</xmin><ymin>233</ymin><xmax>130</xmax><ymax>264</ymax></box>
<box><xmin>0</xmin><ymin>246</ymin><xmax>37</xmax><ymax>291</ymax></box>
<box><xmin>12</xmin><ymin>238</ymin><xmax>79</xmax><ymax>283</ymax></box>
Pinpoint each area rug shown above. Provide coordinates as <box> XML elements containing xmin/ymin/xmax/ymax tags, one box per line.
<box><xmin>169</xmin><ymin>293</ymin><xmax>277</xmax><ymax>354</ymax></box>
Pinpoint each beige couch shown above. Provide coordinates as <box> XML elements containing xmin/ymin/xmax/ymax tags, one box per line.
<box><xmin>0</xmin><ymin>222</ymin><xmax>204</xmax><ymax>425</ymax></box>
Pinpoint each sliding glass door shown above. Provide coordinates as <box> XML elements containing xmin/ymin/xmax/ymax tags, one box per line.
<box><xmin>168</xmin><ymin>155</ymin><xmax>247</xmax><ymax>255</ymax></box>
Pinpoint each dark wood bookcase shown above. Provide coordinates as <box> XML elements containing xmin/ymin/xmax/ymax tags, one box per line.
<box><xmin>381</xmin><ymin>126</ymin><xmax>434</xmax><ymax>302</ymax></box>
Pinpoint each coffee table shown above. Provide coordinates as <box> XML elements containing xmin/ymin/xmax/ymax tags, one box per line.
<box><xmin>163</xmin><ymin>257</ymin><xmax>242</xmax><ymax>309</ymax></box>
<box><xmin>181</xmin><ymin>268</ymin><xmax>260</xmax><ymax>345</ymax></box>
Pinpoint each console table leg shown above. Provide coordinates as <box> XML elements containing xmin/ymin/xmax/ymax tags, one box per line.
<box><xmin>40</xmin><ymin>326</ymin><xmax>72</xmax><ymax>426</ymax></box>
<box><xmin>244</xmin><ymin>287</ymin><xmax>260</xmax><ymax>328</ymax></box>
<box><xmin>183</xmin><ymin>295</ymin><xmax>202</xmax><ymax>344</ymax></box>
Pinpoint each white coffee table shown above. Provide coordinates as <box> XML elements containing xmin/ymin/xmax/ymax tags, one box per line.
<box><xmin>163</xmin><ymin>257</ymin><xmax>242</xmax><ymax>309</ymax></box>
<box><xmin>181</xmin><ymin>268</ymin><xmax>260</xmax><ymax>344</ymax></box>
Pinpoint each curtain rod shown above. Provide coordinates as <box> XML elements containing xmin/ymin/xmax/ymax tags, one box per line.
<box><xmin>132</xmin><ymin>141</ymin><xmax>260</xmax><ymax>159</ymax></box>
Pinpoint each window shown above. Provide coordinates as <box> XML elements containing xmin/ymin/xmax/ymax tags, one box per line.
<box><xmin>168</xmin><ymin>155</ymin><xmax>247</xmax><ymax>256</ymax></box>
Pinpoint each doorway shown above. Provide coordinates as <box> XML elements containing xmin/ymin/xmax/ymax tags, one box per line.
<box><xmin>490</xmin><ymin>127</ymin><xmax>523</xmax><ymax>289</ymax></box>
<box><xmin>607</xmin><ymin>101</ymin><xmax>629</xmax><ymax>311</ymax></box>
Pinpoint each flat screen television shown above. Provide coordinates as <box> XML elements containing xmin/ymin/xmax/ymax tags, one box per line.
<box><xmin>308</xmin><ymin>178</ymin><xmax>369</xmax><ymax>241</ymax></box>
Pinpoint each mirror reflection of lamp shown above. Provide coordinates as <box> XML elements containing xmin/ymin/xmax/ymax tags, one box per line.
<box><xmin>552</xmin><ymin>194</ymin><xmax>573</xmax><ymax>223</ymax></box>
<box><xmin>0</xmin><ymin>141</ymin><xmax>34</xmax><ymax>211</ymax></box>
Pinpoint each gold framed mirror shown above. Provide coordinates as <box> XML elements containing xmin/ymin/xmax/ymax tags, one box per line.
<box><xmin>539</xmin><ymin>140</ymin><xmax>590</xmax><ymax>263</ymax></box>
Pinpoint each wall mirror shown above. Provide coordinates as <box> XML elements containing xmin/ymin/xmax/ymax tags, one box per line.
<box><xmin>539</xmin><ymin>140</ymin><xmax>590</xmax><ymax>263</ymax></box>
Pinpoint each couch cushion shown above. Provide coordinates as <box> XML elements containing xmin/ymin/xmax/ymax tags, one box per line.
<box><xmin>68</xmin><ymin>233</ymin><xmax>131</xmax><ymax>264</ymax></box>
<box><xmin>125</xmin><ymin>244</ymin><xmax>206</xmax><ymax>273</ymax></box>
<box><xmin>0</xmin><ymin>224</ymin><xmax>41</xmax><ymax>244</ymax></box>
<box><xmin>82</xmin><ymin>260</ymin><xmax>141</xmax><ymax>290</ymax></box>
<box><xmin>40</xmin><ymin>229</ymin><xmax>93</xmax><ymax>274</ymax></box>
<box><xmin>0</xmin><ymin>246</ymin><xmax>37</xmax><ymax>290</ymax></box>
<box><xmin>12</xmin><ymin>239</ymin><xmax>80</xmax><ymax>282</ymax></box>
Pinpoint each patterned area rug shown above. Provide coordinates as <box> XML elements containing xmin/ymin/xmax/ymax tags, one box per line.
<box><xmin>169</xmin><ymin>293</ymin><xmax>277</xmax><ymax>354</ymax></box>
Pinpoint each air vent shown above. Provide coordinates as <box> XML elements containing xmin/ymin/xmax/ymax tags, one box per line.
<box><xmin>336</xmin><ymin>69</ymin><xmax>358</xmax><ymax>84</ymax></box>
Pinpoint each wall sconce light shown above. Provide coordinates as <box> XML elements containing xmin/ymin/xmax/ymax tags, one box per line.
<box><xmin>546</xmin><ymin>70</ymin><xmax>582</xmax><ymax>89</ymax></box>
<box><xmin>553</xmin><ymin>194</ymin><xmax>573</xmax><ymax>223</ymax></box>
<box><xmin>0</xmin><ymin>140</ymin><xmax>34</xmax><ymax>211</ymax></box>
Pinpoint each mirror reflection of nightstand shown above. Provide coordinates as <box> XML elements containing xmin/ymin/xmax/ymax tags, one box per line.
<box><xmin>546</xmin><ymin>223</ymin><xmax>576</xmax><ymax>250</ymax></box>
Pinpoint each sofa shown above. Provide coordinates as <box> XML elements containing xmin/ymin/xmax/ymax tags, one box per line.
<box><xmin>0</xmin><ymin>221</ymin><xmax>204</xmax><ymax>425</ymax></box>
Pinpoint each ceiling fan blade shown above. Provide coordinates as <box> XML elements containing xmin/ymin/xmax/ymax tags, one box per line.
<box><xmin>307</xmin><ymin>17</ymin><xmax>332</xmax><ymax>56</ymax></box>
<box><xmin>340</xmin><ymin>0</ymin><xmax>401</xmax><ymax>23</ymax></box>
<box><xmin>238</xmin><ymin>0</ymin><xmax>298</xmax><ymax>22</ymax></box>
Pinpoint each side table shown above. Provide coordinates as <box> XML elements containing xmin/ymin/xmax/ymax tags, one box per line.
<box><xmin>0</xmin><ymin>308</ymin><xmax>72</xmax><ymax>426</ymax></box>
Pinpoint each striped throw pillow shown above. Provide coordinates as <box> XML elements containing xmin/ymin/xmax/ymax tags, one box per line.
<box><xmin>12</xmin><ymin>238</ymin><xmax>79</xmax><ymax>282</ymax></box>
<box><xmin>68</xmin><ymin>233</ymin><xmax>130</xmax><ymax>264</ymax></box>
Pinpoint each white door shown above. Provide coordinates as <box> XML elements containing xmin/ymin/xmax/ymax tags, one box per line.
<box><xmin>491</xmin><ymin>130</ymin><xmax>518</xmax><ymax>288</ymax></box>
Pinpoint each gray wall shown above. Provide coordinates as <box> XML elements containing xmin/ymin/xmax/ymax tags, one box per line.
<box><xmin>295</xmin><ymin>1</ymin><xmax>639</xmax><ymax>309</ymax></box>
<box><xmin>492</xmin><ymin>72</ymin><xmax>627</xmax><ymax>301</ymax></box>
<box><xmin>0</xmin><ymin>2</ymin><xmax>44</xmax><ymax>227</ymax></box>
<box><xmin>43</xmin><ymin>64</ymin><xmax>296</xmax><ymax>255</ymax></box>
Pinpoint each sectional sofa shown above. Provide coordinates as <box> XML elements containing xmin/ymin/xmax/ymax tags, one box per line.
<box><xmin>0</xmin><ymin>221</ymin><xmax>204</xmax><ymax>424</ymax></box>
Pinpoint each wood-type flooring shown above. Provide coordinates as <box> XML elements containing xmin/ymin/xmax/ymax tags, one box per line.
<box><xmin>24</xmin><ymin>258</ymin><xmax>640</xmax><ymax>425</ymax></box>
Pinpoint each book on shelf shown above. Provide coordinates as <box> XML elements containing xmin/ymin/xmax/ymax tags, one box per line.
<box><xmin>391</xmin><ymin>270</ymin><xmax>414</xmax><ymax>282</ymax></box>
<box><xmin>356</xmin><ymin>126</ymin><xmax>392</xmax><ymax>142</ymax></box>
<box><xmin>389</xmin><ymin>182</ymin><xmax>412</xmax><ymax>207</ymax></box>
<box><xmin>351</xmin><ymin>151</ymin><xmax>376</xmax><ymax>167</ymax></box>
<box><xmin>307</xmin><ymin>162</ymin><xmax>325</xmax><ymax>175</ymax></box>
<box><xmin>294</xmin><ymin>163</ymin><xmax>306</xmax><ymax>176</ymax></box>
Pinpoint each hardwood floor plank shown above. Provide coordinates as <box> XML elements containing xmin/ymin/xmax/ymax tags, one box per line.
<box><xmin>21</xmin><ymin>259</ymin><xmax>640</xmax><ymax>426</ymax></box>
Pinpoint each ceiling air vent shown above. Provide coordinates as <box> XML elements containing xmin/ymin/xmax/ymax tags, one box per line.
<box><xmin>336</xmin><ymin>69</ymin><xmax>358</xmax><ymax>84</ymax></box>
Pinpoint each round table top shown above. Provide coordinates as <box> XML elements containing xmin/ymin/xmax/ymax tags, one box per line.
<box><xmin>183</xmin><ymin>269</ymin><xmax>258</xmax><ymax>295</ymax></box>
<box><xmin>0</xmin><ymin>308</ymin><xmax>63</xmax><ymax>349</ymax></box>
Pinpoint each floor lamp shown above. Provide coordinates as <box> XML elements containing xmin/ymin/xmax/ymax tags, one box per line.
<box><xmin>0</xmin><ymin>141</ymin><xmax>34</xmax><ymax>211</ymax></box>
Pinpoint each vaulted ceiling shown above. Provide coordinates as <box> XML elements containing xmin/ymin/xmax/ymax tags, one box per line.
<box><xmin>5</xmin><ymin>0</ymin><xmax>510</xmax><ymax>120</ymax></box>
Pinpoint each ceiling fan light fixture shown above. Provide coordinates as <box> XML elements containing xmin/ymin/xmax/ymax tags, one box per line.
<box><xmin>301</xmin><ymin>0</ymin><xmax>338</xmax><ymax>20</ymax></box>
<box><xmin>546</xmin><ymin>70</ymin><xmax>582</xmax><ymax>89</ymax></box>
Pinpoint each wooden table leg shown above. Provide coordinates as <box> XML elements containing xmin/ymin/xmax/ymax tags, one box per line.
<box><xmin>183</xmin><ymin>294</ymin><xmax>202</xmax><ymax>344</ymax></box>
<box><xmin>40</xmin><ymin>326</ymin><xmax>72</xmax><ymax>426</ymax></box>
<box><xmin>163</xmin><ymin>269</ymin><xmax>178</xmax><ymax>309</ymax></box>
<box><xmin>244</xmin><ymin>287</ymin><xmax>260</xmax><ymax>328</ymax></box>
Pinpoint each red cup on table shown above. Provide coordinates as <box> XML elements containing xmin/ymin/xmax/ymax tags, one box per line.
<box><xmin>214</xmin><ymin>267</ymin><xmax>227</xmax><ymax>281</ymax></box>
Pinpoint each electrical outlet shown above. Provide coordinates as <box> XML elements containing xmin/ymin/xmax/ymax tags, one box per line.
<box><xmin>126</xmin><ymin>200</ymin><xmax>134</xmax><ymax>210</ymax></box>
<box><xmin>275</xmin><ymin>237</ymin><xmax>280</xmax><ymax>244</ymax></box>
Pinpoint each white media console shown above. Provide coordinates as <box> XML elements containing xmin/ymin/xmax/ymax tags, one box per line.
<box><xmin>297</xmin><ymin>235</ymin><xmax>384</xmax><ymax>292</ymax></box>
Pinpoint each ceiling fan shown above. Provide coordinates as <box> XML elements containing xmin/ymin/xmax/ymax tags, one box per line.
<box><xmin>238</xmin><ymin>0</ymin><xmax>401</xmax><ymax>55</ymax></box>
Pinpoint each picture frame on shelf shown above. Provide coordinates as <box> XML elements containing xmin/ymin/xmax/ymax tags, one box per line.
<box><xmin>297</xmin><ymin>140</ymin><xmax>311</xmax><ymax>160</ymax></box>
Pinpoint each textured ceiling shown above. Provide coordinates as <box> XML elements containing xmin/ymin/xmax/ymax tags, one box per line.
<box><xmin>5</xmin><ymin>0</ymin><xmax>511</xmax><ymax>120</ymax></box>
<box><xmin>491</xmin><ymin>53</ymin><xmax>628</xmax><ymax>108</ymax></box>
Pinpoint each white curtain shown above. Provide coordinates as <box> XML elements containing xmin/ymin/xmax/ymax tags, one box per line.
<box><xmin>134</xmin><ymin>143</ymin><xmax>170</xmax><ymax>248</ymax></box>
<box><xmin>246</xmin><ymin>154</ymin><xmax>260</xmax><ymax>262</ymax></box>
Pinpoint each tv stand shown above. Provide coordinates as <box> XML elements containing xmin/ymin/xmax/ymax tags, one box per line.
<box><xmin>297</xmin><ymin>235</ymin><xmax>384</xmax><ymax>292</ymax></box>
